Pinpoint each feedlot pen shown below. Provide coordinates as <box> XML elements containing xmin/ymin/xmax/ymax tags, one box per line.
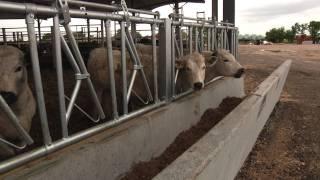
<box><xmin>0</xmin><ymin>0</ymin><xmax>241</xmax><ymax>175</ymax></box>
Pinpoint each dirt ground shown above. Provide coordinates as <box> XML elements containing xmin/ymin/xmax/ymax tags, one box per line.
<box><xmin>236</xmin><ymin>44</ymin><xmax>320</xmax><ymax>179</ymax></box>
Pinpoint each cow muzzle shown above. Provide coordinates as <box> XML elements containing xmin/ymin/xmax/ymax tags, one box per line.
<box><xmin>234</xmin><ymin>68</ymin><xmax>245</xmax><ymax>78</ymax></box>
<box><xmin>0</xmin><ymin>91</ymin><xmax>18</xmax><ymax>105</ymax></box>
<box><xmin>193</xmin><ymin>82</ymin><xmax>203</xmax><ymax>90</ymax></box>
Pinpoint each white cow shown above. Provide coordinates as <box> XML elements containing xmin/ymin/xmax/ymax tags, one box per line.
<box><xmin>0</xmin><ymin>46</ymin><xmax>36</xmax><ymax>158</ymax></box>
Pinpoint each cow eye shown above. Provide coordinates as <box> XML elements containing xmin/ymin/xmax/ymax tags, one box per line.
<box><xmin>186</xmin><ymin>67</ymin><xmax>191</xmax><ymax>71</ymax></box>
<box><xmin>223</xmin><ymin>59</ymin><xmax>229</xmax><ymax>62</ymax></box>
<box><xmin>15</xmin><ymin>66</ymin><xmax>22</xmax><ymax>72</ymax></box>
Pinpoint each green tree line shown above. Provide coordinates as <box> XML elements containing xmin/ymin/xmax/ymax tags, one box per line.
<box><xmin>265</xmin><ymin>21</ymin><xmax>320</xmax><ymax>44</ymax></box>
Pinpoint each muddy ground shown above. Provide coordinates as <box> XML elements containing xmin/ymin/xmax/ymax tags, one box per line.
<box><xmin>236</xmin><ymin>44</ymin><xmax>320</xmax><ymax>179</ymax></box>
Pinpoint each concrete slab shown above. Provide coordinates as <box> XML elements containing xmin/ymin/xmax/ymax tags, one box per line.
<box><xmin>154</xmin><ymin>60</ymin><xmax>291</xmax><ymax>180</ymax></box>
<box><xmin>1</xmin><ymin>77</ymin><xmax>244</xmax><ymax>180</ymax></box>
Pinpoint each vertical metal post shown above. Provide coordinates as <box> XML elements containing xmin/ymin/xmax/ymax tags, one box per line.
<box><xmin>195</xmin><ymin>27</ymin><xmax>198</xmax><ymax>52</ymax></box>
<box><xmin>26</xmin><ymin>13</ymin><xmax>52</xmax><ymax>145</ymax></box>
<box><xmin>151</xmin><ymin>23</ymin><xmax>158</xmax><ymax>103</ymax></box>
<box><xmin>212</xmin><ymin>0</ymin><xmax>218</xmax><ymax>20</ymax></box>
<box><xmin>21</xmin><ymin>32</ymin><xmax>24</xmax><ymax>42</ymax></box>
<box><xmin>53</xmin><ymin>14</ymin><xmax>68</xmax><ymax>138</ymax></box>
<box><xmin>100</xmin><ymin>20</ymin><xmax>104</xmax><ymax>47</ymax></box>
<box><xmin>200</xmin><ymin>27</ymin><xmax>204</xmax><ymax>52</ymax></box>
<box><xmin>2</xmin><ymin>28</ymin><xmax>7</xmax><ymax>45</ymax></box>
<box><xmin>12</xmin><ymin>32</ymin><xmax>16</xmax><ymax>43</ymax></box>
<box><xmin>189</xmin><ymin>26</ymin><xmax>193</xmax><ymax>54</ymax></box>
<box><xmin>37</xmin><ymin>19</ymin><xmax>41</xmax><ymax>42</ymax></box>
<box><xmin>120</xmin><ymin>21</ymin><xmax>128</xmax><ymax>114</ymax></box>
<box><xmin>96</xmin><ymin>27</ymin><xmax>99</xmax><ymax>42</ymax></box>
<box><xmin>87</xmin><ymin>18</ymin><xmax>90</xmax><ymax>42</ymax></box>
<box><xmin>131</xmin><ymin>12</ymin><xmax>136</xmax><ymax>43</ymax></box>
<box><xmin>207</xmin><ymin>28</ymin><xmax>211</xmax><ymax>51</ymax></box>
<box><xmin>179</xmin><ymin>28</ymin><xmax>183</xmax><ymax>56</ymax></box>
<box><xmin>171</xmin><ymin>26</ymin><xmax>176</xmax><ymax>95</ymax></box>
<box><xmin>159</xmin><ymin>19</ymin><xmax>172</xmax><ymax>100</ymax></box>
<box><xmin>105</xmin><ymin>20</ymin><xmax>118</xmax><ymax>118</ymax></box>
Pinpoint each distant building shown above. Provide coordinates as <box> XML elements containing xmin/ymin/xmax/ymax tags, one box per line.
<box><xmin>296</xmin><ymin>34</ymin><xmax>313</xmax><ymax>44</ymax></box>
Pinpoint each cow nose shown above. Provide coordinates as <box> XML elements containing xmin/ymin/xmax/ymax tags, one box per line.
<box><xmin>234</xmin><ymin>68</ymin><xmax>245</xmax><ymax>78</ymax></box>
<box><xmin>0</xmin><ymin>91</ymin><xmax>18</xmax><ymax>105</ymax></box>
<box><xmin>193</xmin><ymin>82</ymin><xmax>203</xmax><ymax>90</ymax></box>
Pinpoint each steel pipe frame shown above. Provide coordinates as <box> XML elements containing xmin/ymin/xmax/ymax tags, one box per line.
<box><xmin>53</xmin><ymin>13</ymin><xmax>68</xmax><ymax>138</ymax></box>
<box><xmin>0</xmin><ymin>101</ymin><xmax>166</xmax><ymax>174</ymax></box>
<box><xmin>105</xmin><ymin>19</ymin><xmax>119</xmax><ymax>119</ymax></box>
<box><xmin>0</xmin><ymin>95</ymin><xmax>33</xmax><ymax>146</ymax></box>
<box><xmin>65</xmin><ymin>0</ymin><xmax>159</xmax><ymax>17</ymax></box>
<box><xmin>120</xmin><ymin>21</ymin><xmax>128</xmax><ymax>115</ymax></box>
<box><xmin>63</xmin><ymin>23</ymin><xmax>106</xmax><ymax>120</ymax></box>
<box><xmin>26</xmin><ymin>13</ymin><xmax>52</xmax><ymax>145</ymax></box>
<box><xmin>125</xmin><ymin>27</ymin><xmax>153</xmax><ymax>103</ymax></box>
<box><xmin>189</xmin><ymin>26</ymin><xmax>193</xmax><ymax>54</ymax></box>
<box><xmin>171</xmin><ymin>26</ymin><xmax>176</xmax><ymax>95</ymax></box>
<box><xmin>151</xmin><ymin>23</ymin><xmax>159</xmax><ymax>103</ymax></box>
<box><xmin>0</xmin><ymin>0</ymin><xmax>163</xmax><ymax>24</ymax></box>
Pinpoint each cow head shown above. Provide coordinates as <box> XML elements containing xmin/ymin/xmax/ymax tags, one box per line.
<box><xmin>207</xmin><ymin>49</ymin><xmax>244</xmax><ymax>78</ymax></box>
<box><xmin>0</xmin><ymin>46</ymin><xmax>27</xmax><ymax>106</ymax></box>
<box><xmin>176</xmin><ymin>53</ymin><xmax>206</xmax><ymax>90</ymax></box>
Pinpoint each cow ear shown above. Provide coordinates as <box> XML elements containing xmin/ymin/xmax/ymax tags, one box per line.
<box><xmin>175</xmin><ymin>59</ymin><xmax>185</xmax><ymax>69</ymax></box>
<box><xmin>207</xmin><ymin>56</ymin><xmax>217</xmax><ymax>66</ymax></box>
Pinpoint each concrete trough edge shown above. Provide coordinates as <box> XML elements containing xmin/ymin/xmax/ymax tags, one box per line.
<box><xmin>154</xmin><ymin>60</ymin><xmax>292</xmax><ymax>180</ymax></box>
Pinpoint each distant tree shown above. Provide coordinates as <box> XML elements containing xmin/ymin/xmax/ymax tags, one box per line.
<box><xmin>308</xmin><ymin>21</ymin><xmax>320</xmax><ymax>44</ymax></box>
<box><xmin>285</xmin><ymin>29</ymin><xmax>295</xmax><ymax>43</ymax></box>
<box><xmin>265</xmin><ymin>27</ymin><xmax>286</xmax><ymax>43</ymax></box>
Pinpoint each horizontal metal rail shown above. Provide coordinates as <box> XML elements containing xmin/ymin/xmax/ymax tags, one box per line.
<box><xmin>0</xmin><ymin>101</ymin><xmax>166</xmax><ymax>174</ymax></box>
<box><xmin>0</xmin><ymin>0</ymin><xmax>163</xmax><ymax>24</ymax></box>
<box><xmin>66</xmin><ymin>0</ymin><xmax>159</xmax><ymax>16</ymax></box>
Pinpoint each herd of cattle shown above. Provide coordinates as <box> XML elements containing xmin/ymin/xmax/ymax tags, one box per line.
<box><xmin>0</xmin><ymin>44</ymin><xmax>244</xmax><ymax>159</ymax></box>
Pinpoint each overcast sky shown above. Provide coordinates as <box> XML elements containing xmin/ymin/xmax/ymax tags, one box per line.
<box><xmin>1</xmin><ymin>0</ymin><xmax>320</xmax><ymax>36</ymax></box>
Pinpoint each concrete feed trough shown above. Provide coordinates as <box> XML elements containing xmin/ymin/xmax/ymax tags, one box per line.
<box><xmin>1</xmin><ymin>77</ymin><xmax>245</xmax><ymax>180</ymax></box>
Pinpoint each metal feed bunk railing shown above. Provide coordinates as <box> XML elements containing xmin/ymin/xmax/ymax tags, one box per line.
<box><xmin>0</xmin><ymin>0</ymin><xmax>239</xmax><ymax>173</ymax></box>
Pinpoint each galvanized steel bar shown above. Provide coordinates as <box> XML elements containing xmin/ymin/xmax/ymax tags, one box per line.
<box><xmin>66</xmin><ymin>80</ymin><xmax>82</xmax><ymax>122</ymax></box>
<box><xmin>0</xmin><ymin>1</ymin><xmax>163</xmax><ymax>24</ymax></box>
<box><xmin>179</xmin><ymin>28</ymin><xmax>183</xmax><ymax>57</ymax></box>
<box><xmin>200</xmin><ymin>27</ymin><xmax>204</xmax><ymax>52</ymax></box>
<box><xmin>2</xmin><ymin>28</ymin><xmax>7</xmax><ymax>45</ymax></box>
<box><xmin>105</xmin><ymin>19</ymin><xmax>119</xmax><ymax>119</ymax></box>
<box><xmin>0</xmin><ymin>101</ymin><xmax>166</xmax><ymax>174</ymax></box>
<box><xmin>0</xmin><ymin>95</ymin><xmax>33</xmax><ymax>145</ymax></box>
<box><xmin>66</xmin><ymin>0</ymin><xmax>159</xmax><ymax>16</ymax></box>
<box><xmin>26</xmin><ymin>13</ymin><xmax>52</xmax><ymax>145</ymax></box>
<box><xmin>207</xmin><ymin>28</ymin><xmax>211</xmax><ymax>51</ymax></box>
<box><xmin>189</xmin><ymin>26</ymin><xmax>193</xmax><ymax>54</ymax></box>
<box><xmin>151</xmin><ymin>23</ymin><xmax>159</xmax><ymax>102</ymax></box>
<box><xmin>171</xmin><ymin>26</ymin><xmax>176</xmax><ymax>95</ymax></box>
<box><xmin>100</xmin><ymin>20</ymin><xmax>104</xmax><ymax>47</ymax></box>
<box><xmin>125</xmin><ymin>27</ymin><xmax>153</xmax><ymax>102</ymax></box>
<box><xmin>60</xmin><ymin>35</ymin><xmax>81</xmax><ymax>73</ymax></box>
<box><xmin>120</xmin><ymin>21</ymin><xmax>128</xmax><ymax>114</ymax></box>
<box><xmin>195</xmin><ymin>27</ymin><xmax>199</xmax><ymax>52</ymax></box>
<box><xmin>53</xmin><ymin>14</ymin><xmax>68</xmax><ymax>137</ymax></box>
<box><xmin>63</xmin><ymin>23</ymin><xmax>105</xmax><ymax>119</ymax></box>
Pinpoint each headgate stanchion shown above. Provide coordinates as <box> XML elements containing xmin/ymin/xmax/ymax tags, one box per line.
<box><xmin>189</xmin><ymin>26</ymin><xmax>193</xmax><ymax>54</ymax></box>
<box><xmin>105</xmin><ymin>19</ymin><xmax>119</xmax><ymax>119</ymax></box>
<box><xmin>195</xmin><ymin>27</ymin><xmax>198</xmax><ymax>52</ymax></box>
<box><xmin>100</xmin><ymin>19</ymin><xmax>104</xmax><ymax>47</ymax></box>
<box><xmin>53</xmin><ymin>12</ymin><xmax>68</xmax><ymax>138</ymax></box>
<box><xmin>207</xmin><ymin>27</ymin><xmax>211</xmax><ymax>51</ymax></box>
<box><xmin>2</xmin><ymin>28</ymin><xmax>7</xmax><ymax>45</ymax></box>
<box><xmin>26</xmin><ymin>13</ymin><xmax>52</xmax><ymax>145</ymax></box>
<box><xmin>179</xmin><ymin>27</ymin><xmax>183</xmax><ymax>57</ymax></box>
<box><xmin>159</xmin><ymin>18</ymin><xmax>172</xmax><ymax>100</ymax></box>
<box><xmin>58</xmin><ymin>0</ymin><xmax>105</xmax><ymax>122</ymax></box>
<box><xmin>171</xmin><ymin>25</ymin><xmax>176</xmax><ymax>95</ymax></box>
<box><xmin>0</xmin><ymin>95</ymin><xmax>33</xmax><ymax>147</ymax></box>
<box><xmin>200</xmin><ymin>26</ymin><xmax>204</xmax><ymax>52</ymax></box>
<box><xmin>151</xmin><ymin>23</ymin><xmax>159</xmax><ymax>103</ymax></box>
<box><xmin>120</xmin><ymin>21</ymin><xmax>128</xmax><ymax>115</ymax></box>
